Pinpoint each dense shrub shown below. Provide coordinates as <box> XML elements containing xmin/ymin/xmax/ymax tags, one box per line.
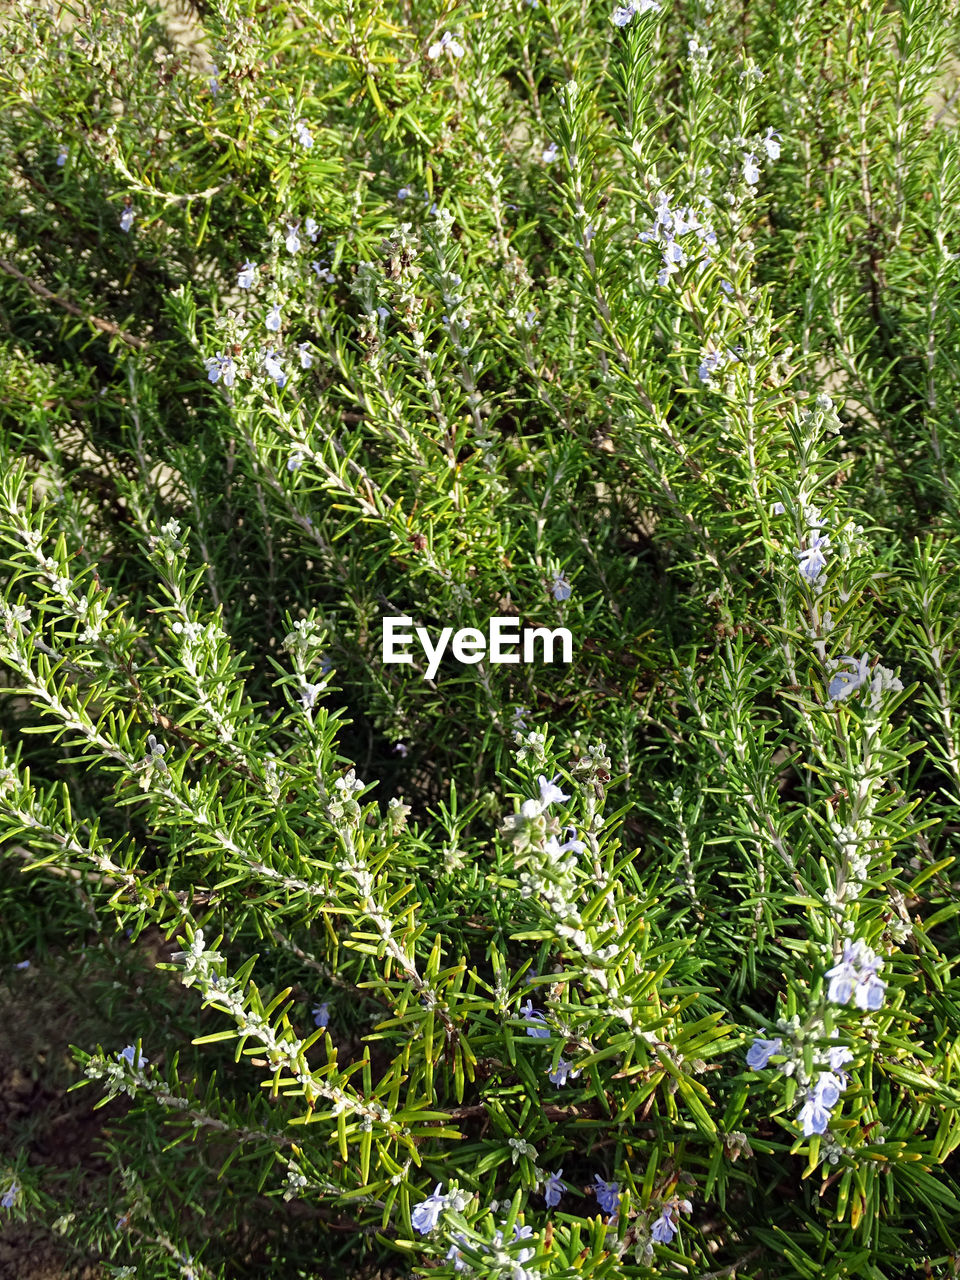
<box><xmin>2</xmin><ymin>0</ymin><xmax>960</xmax><ymax>1275</ymax></box>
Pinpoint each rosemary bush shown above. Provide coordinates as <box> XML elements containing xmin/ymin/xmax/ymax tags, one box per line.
<box><xmin>2</xmin><ymin>0</ymin><xmax>960</xmax><ymax>1274</ymax></box>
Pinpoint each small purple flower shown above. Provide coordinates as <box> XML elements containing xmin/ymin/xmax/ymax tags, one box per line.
<box><xmin>14</xmin><ymin>959</ymin><xmax>30</xmax><ymax>970</ymax></box>
<box><xmin>771</xmin><ymin>501</ymin><xmax>786</xmax><ymax>515</ymax></box>
<box><xmin>593</xmin><ymin>1175</ymin><xmax>620</xmax><ymax>1216</ymax></box>
<box><xmin>56</xmin><ymin>145</ymin><xmax>68</xmax><ymax>166</ymax></box>
<box><xmin>398</xmin><ymin>187</ymin><xmax>411</xmax><ymax>200</ymax></box>
<box><xmin>312</xmin><ymin>1002</ymin><xmax>330</xmax><ymax>1029</ymax></box>
<box><xmin>651</xmin><ymin>1208</ymin><xmax>676</xmax><ymax>1244</ymax></box>
<box><xmin>720</xmin><ymin>279</ymin><xmax>734</xmax><ymax>295</ymax></box>
<box><xmin>304</xmin><ymin>216</ymin><xmax>319</xmax><ymax>241</ymax></box>
<box><xmin>544</xmin><ymin>1169</ymin><xmax>565</xmax><ymax>1207</ymax></box>
<box><xmin>746</xmin><ymin>1036</ymin><xmax>782</xmax><ymax>1070</ymax></box>
<box><xmin>265</xmin><ymin>304</ymin><xmax>282</xmax><ymax>332</ymax></box>
<box><xmin>542</xmin><ymin>142</ymin><xmax>559</xmax><ymax>164</ymax></box>
<box><xmin>1</xmin><ymin>1181</ymin><xmax>19</xmax><ymax>1210</ymax></box>
<box><xmin>519</xmin><ymin>999</ymin><xmax>550</xmax><ymax>1039</ymax></box>
<box><xmin>312</xmin><ymin>261</ymin><xmax>336</xmax><ymax>284</ymax></box>
<box><xmin>411</xmin><ymin>1183</ymin><xmax>446</xmax><ymax>1233</ymax></box>
<box><xmin>393</xmin><ymin>741</ymin><xmax>409</xmax><ymax>758</ymax></box>
<box><xmin>548</xmin><ymin>1057</ymin><xmax>580</xmax><ymax>1086</ymax></box>
<box><xmin>762</xmin><ymin>127</ymin><xmax>781</xmax><ymax>161</ymax></box>
<box><xmin>118</xmin><ymin>1045</ymin><xmax>148</xmax><ymax>1068</ymax></box>
<box><xmin>551</xmin><ymin>574</ymin><xmax>571</xmax><ymax>602</ymax></box>
<box><xmin>743</xmin><ymin>153</ymin><xmax>760</xmax><ymax>185</ymax></box>
<box><xmin>285</xmin><ymin>225</ymin><xmax>301</xmax><ymax>253</ymax></box>
<box><xmin>295</xmin><ymin>120</ymin><xmax>314</xmax><ymax>149</ymax></box>
<box><xmin>119</xmin><ymin>207</ymin><xmax>135</xmax><ymax>233</ymax></box>
<box><xmin>237</xmin><ymin>261</ymin><xmax>257</xmax><ymax>289</ymax></box>
<box><xmin>298</xmin><ymin>342</ymin><xmax>314</xmax><ymax>369</ymax></box>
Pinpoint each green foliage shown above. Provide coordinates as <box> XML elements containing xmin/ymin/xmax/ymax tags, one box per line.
<box><xmin>2</xmin><ymin>0</ymin><xmax>960</xmax><ymax>1275</ymax></box>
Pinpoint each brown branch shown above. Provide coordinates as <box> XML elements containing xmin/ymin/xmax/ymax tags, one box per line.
<box><xmin>0</xmin><ymin>256</ymin><xmax>149</xmax><ymax>350</ymax></box>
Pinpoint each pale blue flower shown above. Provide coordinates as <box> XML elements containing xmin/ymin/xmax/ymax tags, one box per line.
<box><xmin>542</xmin><ymin>142</ymin><xmax>559</xmax><ymax>163</ymax></box>
<box><xmin>204</xmin><ymin>352</ymin><xmax>236</xmax><ymax>387</ymax></box>
<box><xmin>698</xmin><ymin>352</ymin><xmax>722</xmax><ymax>382</ymax></box>
<box><xmin>814</xmin><ymin>1071</ymin><xmax>843</xmax><ymax>1108</ymax></box>
<box><xmin>299</xmin><ymin>682</ymin><xmax>322</xmax><ymax>710</ymax></box>
<box><xmin>14</xmin><ymin>959</ymin><xmax>30</xmax><ymax>970</ymax></box>
<box><xmin>743</xmin><ymin>153</ymin><xmax>760</xmax><ymax>185</ymax></box>
<box><xmin>263</xmin><ymin>351</ymin><xmax>286</xmax><ymax>388</ymax></box>
<box><xmin>720</xmin><ymin>279</ymin><xmax>734</xmax><ymax>295</ymax></box>
<box><xmin>377</xmin><ymin>305</ymin><xmax>390</xmax><ymax>322</ymax></box>
<box><xmin>288</xmin><ymin>450</ymin><xmax>305</xmax><ymax>472</ymax></box>
<box><xmin>593</xmin><ymin>1175</ymin><xmax>620</xmax><ymax>1215</ymax></box>
<box><xmin>304</xmin><ymin>216</ymin><xmax>319</xmax><ymax>241</ymax></box>
<box><xmin>651</xmin><ymin>1208</ymin><xmax>676</xmax><ymax>1243</ymax></box>
<box><xmin>551</xmin><ymin>574</ymin><xmax>571</xmax><ymax>601</ymax></box>
<box><xmin>827</xmin><ymin>655</ymin><xmax>870</xmax><ymax>702</ymax></box>
<box><xmin>519</xmin><ymin>999</ymin><xmax>550</xmax><ymax>1038</ymax></box>
<box><xmin>798</xmin><ymin>531</ymin><xmax>829</xmax><ymax>584</ymax></box>
<box><xmin>446</xmin><ymin>1235</ymin><xmax>469</xmax><ymax>1271</ymax></box>
<box><xmin>118</xmin><ymin>1045</ymin><xmax>148</xmax><ymax>1068</ymax></box>
<box><xmin>827</xmin><ymin>1045</ymin><xmax>854</xmax><ymax>1073</ymax></box>
<box><xmin>412</xmin><ymin>1183</ymin><xmax>445</xmax><ymax>1233</ymax></box>
<box><xmin>428</xmin><ymin>31</ymin><xmax>465</xmax><ymax>58</ymax></box>
<box><xmin>826</xmin><ymin>939</ymin><xmax>886</xmax><ymax>1010</ymax></box>
<box><xmin>119</xmin><ymin>207</ymin><xmax>135</xmax><ymax>233</ymax></box>
<box><xmin>544</xmin><ymin>1169</ymin><xmax>565</xmax><ymax>1207</ymax></box>
<box><xmin>295</xmin><ymin>120</ymin><xmax>314</xmax><ymax>148</ymax></box>
<box><xmin>265</xmin><ymin>304</ymin><xmax>282</xmax><ymax>332</ymax></box>
<box><xmin>762</xmin><ymin>127</ymin><xmax>781</xmax><ymax>161</ymax></box>
<box><xmin>1</xmin><ymin>1181</ymin><xmax>19</xmax><ymax>1209</ymax></box>
<box><xmin>612</xmin><ymin>0</ymin><xmax>660</xmax><ymax>24</ymax></box>
<box><xmin>771</xmin><ymin>501</ymin><xmax>786</xmax><ymax>514</ymax></box>
<box><xmin>298</xmin><ymin>342</ymin><xmax>313</xmax><ymax>369</ymax></box>
<box><xmin>237</xmin><ymin>261</ymin><xmax>257</xmax><ymax>289</ymax></box>
<box><xmin>398</xmin><ymin>187</ymin><xmax>411</xmax><ymax>199</ymax></box>
<box><xmin>798</xmin><ymin>1091</ymin><xmax>831</xmax><ymax>1136</ymax></box>
<box><xmin>56</xmin><ymin>145</ymin><xmax>68</xmax><ymax>166</ymax></box>
<box><xmin>548</xmin><ymin>1057</ymin><xmax>580</xmax><ymax>1086</ymax></box>
<box><xmin>312</xmin><ymin>1001</ymin><xmax>329</xmax><ymax>1029</ymax></box>
<box><xmin>285</xmin><ymin>225</ymin><xmax>301</xmax><ymax>253</ymax></box>
<box><xmin>538</xmin><ymin>775</ymin><xmax>570</xmax><ymax>806</ymax></box>
<box><xmin>312</xmin><ymin>261</ymin><xmax>335</xmax><ymax>283</ymax></box>
<box><xmin>856</xmin><ymin>971</ymin><xmax>887</xmax><ymax>1011</ymax></box>
<box><xmin>746</xmin><ymin>1036</ymin><xmax>782</xmax><ymax>1070</ymax></box>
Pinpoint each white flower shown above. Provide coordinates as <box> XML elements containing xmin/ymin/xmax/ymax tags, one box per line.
<box><xmin>295</xmin><ymin>120</ymin><xmax>314</xmax><ymax>148</ymax></box>
<box><xmin>743</xmin><ymin>153</ymin><xmax>761</xmax><ymax>185</ymax></box>
<box><xmin>298</xmin><ymin>343</ymin><xmax>313</xmax><ymax>369</ymax></box>
<box><xmin>262</xmin><ymin>351</ymin><xmax>286</xmax><ymax>388</ymax></box>
<box><xmin>428</xmin><ymin>31</ymin><xmax>464</xmax><ymax>59</ymax></box>
<box><xmin>265</xmin><ymin>305</ymin><xmax>282</xmax><ymax>332</ymax></box>
<box><xmin>542</xmin><ymin>141</ymin><xmax>559</xmax><ymax>164</ymax></box>
<box><xmin>237</xmin><ymin>261</ymin><xmax>257</xmax><ymax>289</ymax></box>
<box><xmin>762</xmin><ymin>127</ymin><xmax>782</xmax><ymax>161</ymax></box>
<box><xmin>285</xmin><ymin>225</ymin><xmax>301</xmax><ymax>253</ymax></box>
